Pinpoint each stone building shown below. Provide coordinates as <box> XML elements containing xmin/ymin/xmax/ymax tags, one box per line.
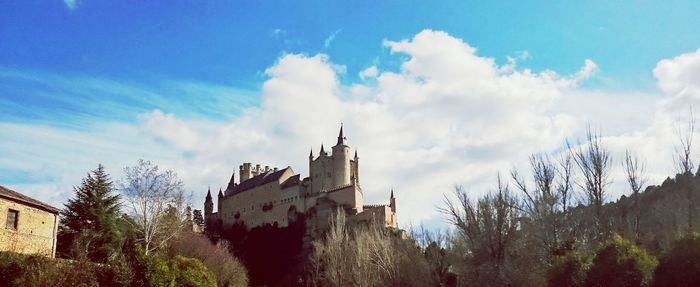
<box><xmin>0</xmin><ymin>185</ymin><xmax>59</xmax><ymax>258</ymax></box>
<box><xmin>205</xmin><ymin>126</ymin><xmax>397</xmax><ymax>236</ymax></box>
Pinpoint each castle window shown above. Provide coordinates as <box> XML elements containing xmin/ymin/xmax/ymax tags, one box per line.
<box><xmin>6</xmin><ymin>209</ymin><xmax>18</xmax><ymax>230</ymax></box>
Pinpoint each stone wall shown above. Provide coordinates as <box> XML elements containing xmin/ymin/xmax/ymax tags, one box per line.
<box><xmin>0</xmin><ymin>198</ymin><xmax>58</xmax><ymax>257</ymax></box>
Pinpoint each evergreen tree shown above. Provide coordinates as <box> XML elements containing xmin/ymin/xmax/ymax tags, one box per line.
<box><xmin>192</xmin><ymin>209</ymin><xmax>205</xmax><ymax>230</ymax></box>
<box><xmin>60</xmin><ymin>164</ymin><xmax>123</xmax><ymax>262</ymax></box>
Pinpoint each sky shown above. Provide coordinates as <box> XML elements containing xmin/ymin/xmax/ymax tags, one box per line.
<box><xmin>1</xmin><ymin>1</ymin><xmax>700</xmax><ymax>228</ymax></box>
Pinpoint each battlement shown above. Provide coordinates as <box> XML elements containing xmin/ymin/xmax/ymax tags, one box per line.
<box><xmin>239</xmin><ymin>162</ymin><xmax>278</xmax><ymax>182</ymax></box>
<box><xmin>362</xmin><ymin>204</ymin><xmax>387</xmax><ymax>209</ymax></box>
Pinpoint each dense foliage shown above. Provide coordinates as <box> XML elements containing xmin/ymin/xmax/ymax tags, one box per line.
<box><xmin>584</xmin><ymin>234</ymin><xmax>657</xmax><ymax>287</ymax></box>
<box><xmin>651</xmin><ymin>233</ymin><xmax>700</xmax><ymax>287</ymax></box>
<box><xmin>220</xmin><ymin>218</ymin><xmax>305</xmax><ymax>286</ymax></box>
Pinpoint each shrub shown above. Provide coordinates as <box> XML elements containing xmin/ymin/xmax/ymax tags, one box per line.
<box><xmin>585</xmin><ymin>234</ymin><xmax>657</xmax><ymax>287</ymax></box>
<box><xmin>169</xmin><ymin>232</ymin><xmax>249</xmax><ymax>286</ymax></box>
<box><xmin>171</xmin><ymin>256</ymin><xmax>217</xmax><ymax>287</ymax></box>
<box><xmin>144</xmin><ymin>253</ymin><xmax>175</xmax><ymax>287</ymax></box>
<box><xmin>0</xmin><ymin>251</ymin><xmax>123</xmax><ymax>287</ymax></box>
<box><xmin>547</xmin><ymin>252</ymin><xmax>591</xmax><ymax>287</ymax></box>
<box><xmin>651</xmin><ymin>233</ymin><xmax>700</xmax><ymax>287</ymax></box>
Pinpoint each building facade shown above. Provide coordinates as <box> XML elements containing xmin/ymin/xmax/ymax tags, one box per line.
<box><xmin>205</xmin><ymin>126</ymin><xmax>397</xmax><ymax>235</ymax></box>
<box><xmin>0</xmin><ymin>185</ymin><xmax>59</xmax><ymax>258</ymax></box>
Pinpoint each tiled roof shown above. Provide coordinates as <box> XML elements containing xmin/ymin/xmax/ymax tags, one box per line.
<box><xmin>281</xmin><ymin>174</ymin><xmax>300</xmax><ymax>189</ymax></box>
<box><xmin>0</xmin><ymin>185</ymin><xmax>60</xmax><ymax>214</ymax></box>
<box><xmin>225</xmin><ymin>167</ymin><xmax>291</xmax><ymax>196</ymax></box>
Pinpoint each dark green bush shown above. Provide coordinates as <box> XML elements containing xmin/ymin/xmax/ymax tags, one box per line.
<box><xmin>547</xmin><ymin>252</ymin><xmax>591</xmax><ymax>287</ymax></box>
<box><xmin>651</xmin><ymin>233</ymin><xmax>700</xmax><ymax>287</ymax></box>
<box><xmin>171</xmin><ymin>256</ymin><xmax>217</xmax><ymax>287</ymax></box>
<box><xmin>585</xmin><ymin>234</ymin><xmax>657</xmax><ymax>287</ymax></box>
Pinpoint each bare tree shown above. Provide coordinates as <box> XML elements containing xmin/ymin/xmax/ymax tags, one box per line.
<box><xmin>568</xmin><ymin>128</ymin><xmax>612</xmax><ymax>208</ymax></box>
<box><xmin>438</xmin><ymin>175</ymin><xmax>520</xmax><ymax>286</ymax></box>
<box><xmin>557</xmin><ymin>154</ymin><xmax>574</xmax><ymax>215</ymax></box>
<box><xmin>623</xmin><ymin>149</ymin><xmax>647</xmax><ymax>243</ymax></box>
<box><xmin>120</xmin><ymin>159</ymin><xmax>188</xmax><ymax>255</ymax></box>
<box><xmin>512</xmin><ymin>154</ymin><xmax>564</xmax><ymax>259</ymax></box>
<box><xmin>674</xmin><ymin>108</ymin><xmax>695</xmax><ymax>175</ymax></box>
<box><xmin>309</xmin><ymin>209</ymin><xmax>432</xmax><ymax>287</ymax></box>
<box><xmin>568</xmin><ymin>127</ymin><xmax>612</xmax><ymax>238</ymax></box>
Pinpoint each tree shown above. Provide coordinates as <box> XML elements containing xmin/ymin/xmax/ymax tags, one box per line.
<box><xmin>60</xmin><ymin>164</ymin><xmax>123</xmax><ymax>262</ymax></box>
<box><xmin>308</xmin><ymin>210</ymin><xmax>433</xmax><ymax>287</ymax></box>
<box><xmin>584</xmin><ymin>234</ymin><xmax>657</xmax><ymax>287</ymax></box>
<box><xmin>512</xmin><ymin>154</ymin><xmax>561</xmax><ymax>256</ymax></box>
<box><xmin>673</xmin><ymin>109</ymin><xmax>698</xmax><ymax>231</ymax></box>
<box><xmin>120</xmin><ymin>159</ymin><xmax>188</xmax><ymax>255</ymax></box>
<box><xmin>674</xmin><ymin>108</ymin><xmax>695</xmax><ymax>175</ymax></box>
<box><xmin>568</xmin><ymin>127</ymin><xmax>612</xmax><ymax>240</ymax></box>
<box><xmin>192</xmin><ymin>209</ymin><xmax>205</xmax><ymax>230</ymax></box>
<box><xmin>651</xmin><ymin>233</ymin><xmax>700</xmax><ymax>287</ymax></box>
<box><xmin>623</xmin><ymin>150</ymin><xmax>647</xmax><ymax>243</ymax></box>
<box><xmin>439</xmin><ymin>175</ymin><xmax>520</xmax><ymax>286</ymax></box>
<box><xmin>557</xmin><ymin>154</ymin><xmax>574</xmax><ymax>216</ymax></box>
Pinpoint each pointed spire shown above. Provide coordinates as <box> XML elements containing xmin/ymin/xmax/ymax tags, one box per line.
<box><xmin>320</xmin><ymin>143</ymin><xmax>325</xmax><ymax>155</ymax></box>
<box><xmin>390</xmin><ymin>188</ymin><xmax>394</xmax><ymax>199</ymax></box>
<box><xmin>336</xmin><ymin>123</ymin><xmax>346</xmax><ymax>146</ymax></box>
<box><xmin>310</xmin><ymin>148</ymin><xmax>314</xmax><ymax>157</ymax></box>
<box><xmin>354</xmin><ymin>149</ymin><xmax>358</xmax><ymax>159</ymax></box>
<box><xmin>218</xmin><ymin>187</ymin><xmax>223</xmax><ymax>198</ymax></box>
<box><xmin>206</xmin><ymin>186</ymin><xmax>212</xmax><ymax>199</ymax></box>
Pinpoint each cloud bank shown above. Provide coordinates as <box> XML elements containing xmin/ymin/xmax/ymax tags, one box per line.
<box><xmin>2</xmin><ymin>30</ymin><xmax>699</xmax><ymax>227</ymax></box>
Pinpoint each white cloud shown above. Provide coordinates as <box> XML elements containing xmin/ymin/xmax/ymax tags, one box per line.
<box><xmin>63</xmin><ymin>0</ymin><xmax>78</xmax><ymax>10</ymax></box>
<box><xmin>140</xmin><ymin>110</ymin><xmax>200</xmax><ymax>151</ymax></box>
<box><xmin>324</xmin><ymin>29</ymin><xmax>341</xmax><ymax>48</ymax></box>
<box><xmin>359</xmin><ymin>66</ymin><xmax>378</xmax><ymax>80</ymax></box>
<box><xmin>4</xmin><ymin>29</ymin><xmax>699</xmax><ymax>229</ymax></box>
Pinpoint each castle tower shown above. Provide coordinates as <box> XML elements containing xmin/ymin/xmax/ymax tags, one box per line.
<box><xmin>331</xmin><ymin>124</ymin><xmax>351</xmax><ymax>187</ymax></box>
<box><xmin>217</xmin><ymin>188</ymin><xmax>223</xmax><ymax>212</ymax></box>
<box><xmin>204</xmin><ymin>187</ymin><xmax>213</xmax><ymax>216</ymax></box>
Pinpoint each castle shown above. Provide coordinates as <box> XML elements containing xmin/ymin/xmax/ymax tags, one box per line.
<box><xmin>204</xmin><ymin>126</ymin><xmax>397</xmax><ymax>235</ymax></box>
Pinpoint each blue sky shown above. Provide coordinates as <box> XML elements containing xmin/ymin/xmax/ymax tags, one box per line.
<box><xmin>2</xmin><ymin>1</ymin><xmax>700</xmax><ymax>227</ymax></box>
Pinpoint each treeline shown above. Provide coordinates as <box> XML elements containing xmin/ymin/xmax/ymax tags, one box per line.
<box><xmin>307</xmin><ymin>123</ymin><xmax>700</xmax><ymax>287</ymax></box>
<box><xmin>0</xmin><ymin>160</ymin><xmax>247</xmax><ymax>287</ymax></box>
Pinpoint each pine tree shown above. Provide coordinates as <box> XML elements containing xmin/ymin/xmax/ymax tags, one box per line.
<box><xmin>60</xmin><ymin>164</ymin><xmax>123</xmax><ymax>262</ymax></box>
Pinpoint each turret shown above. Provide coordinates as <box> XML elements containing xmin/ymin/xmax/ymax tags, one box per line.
<box><xmin>217</xmin><ymin>188</ymin><xmax>223</xmax><ymax>212</ymax></box>
<box><xmin>240</xmin><ymin>163</ymin><xmax>253</xmax><ymax>182</ymax></box>
<box><xmin>225</xmin><ymin>171</ymin><xmax>236</xmax><ymax>195</ymax></box>
<box><xmin>390</xmin><ymin>189</ymin><xmax>396</xmax><ymax>213</ymax></box>
<box><xmin>353</xmin><ymin>149</ymin><xmax>360</xmax><ymax>184</ymax></box>
<box><xmin>204</xmin><ymin>187</ymin><xmax>213</xmax><ymax>216</ymax></box>
<box><xmin>331</xmin><ymin>124</ymin><xmax>351</xmax><ymax>187</ymax></box>
<box><xmin>309</xmin><ymin>148</ymin><xmax>314</xmax><ymax>161</ymax></box>
<box><xmin>336</xmin><ymin>123</ymin><xmax>345</xmax><ymax>146</ymax></box>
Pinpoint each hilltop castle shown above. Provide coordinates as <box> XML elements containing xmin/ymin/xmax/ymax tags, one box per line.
<box><xmin>204</xmin><ymin>125</ymin><xmax>397</xmax><ymax>235</ymax></box>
